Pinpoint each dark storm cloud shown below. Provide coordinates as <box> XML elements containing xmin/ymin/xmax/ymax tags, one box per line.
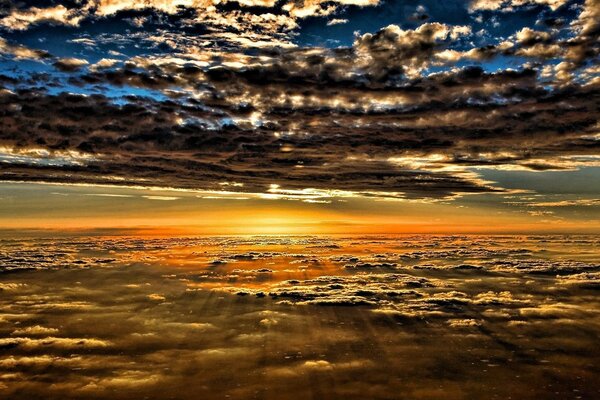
<box><xmin>0</xmin><ymin>1</ymin><xmax>598</xmax><ymax>199</ymax></box>
<box><xmin>1</xmin><ymin>62</ymin><xmax>599</xmax><ymax>198</ymax></box>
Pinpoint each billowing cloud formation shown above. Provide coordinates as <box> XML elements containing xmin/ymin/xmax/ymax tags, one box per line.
<box><xmin>351</xmin><ymin>22</ymin><xmax>472</xmax><ymax>79</ymax></box>
<box><xmin>53</xmin><ymin>57</ymin><xmax>89</xmax><ymax>72</ymax></box>
<box><xmin>0</xmin><ymin>38</ymin><xmax>51</xmax><ymax>60</ymax></box>
<box><xmin>0</xmin><ymin>0</ymin><xmax>598</xmax><ymax>200</ymax></box>
<box><xmin>1</xmin><ymin>62</ymin><xmax>598</xmax><ymax>198</ymax></box>
<box><xmin>0</xmin><ymin>4</ymin><xmax>85</xmax><ymax>31</ymax></box>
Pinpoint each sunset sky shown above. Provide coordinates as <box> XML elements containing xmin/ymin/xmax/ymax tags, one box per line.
<box><xmin>0</xmin><ymin>0</ymin><xmax>599</xmax><ymax>233</ymax></box>
<box><xmin>2</xmin><ymin>3</ymin><xmax>600</xmax><ymax>399</ymax></box>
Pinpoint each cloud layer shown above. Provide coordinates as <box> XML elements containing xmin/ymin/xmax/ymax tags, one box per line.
<box><xmin>0</xmin><ymin>0</ymin><xmax>598</xmax><ymax>200</ymax></box>
<box><xmin>0</xmin><ymin>235</ymin><xmax>599</xmax><ymax>399</ymax></box>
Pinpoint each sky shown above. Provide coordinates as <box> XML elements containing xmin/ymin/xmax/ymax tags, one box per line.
<box><xmin>0</xmin><ymin>0</ymin><xmax>599</xmax><ymax>234</ymax></box>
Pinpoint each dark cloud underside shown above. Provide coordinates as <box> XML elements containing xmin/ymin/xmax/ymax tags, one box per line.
<box><xmin>0</xmin><ymin>0</ymin><xmax>598</xmax><ymax>199</ymax></box>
